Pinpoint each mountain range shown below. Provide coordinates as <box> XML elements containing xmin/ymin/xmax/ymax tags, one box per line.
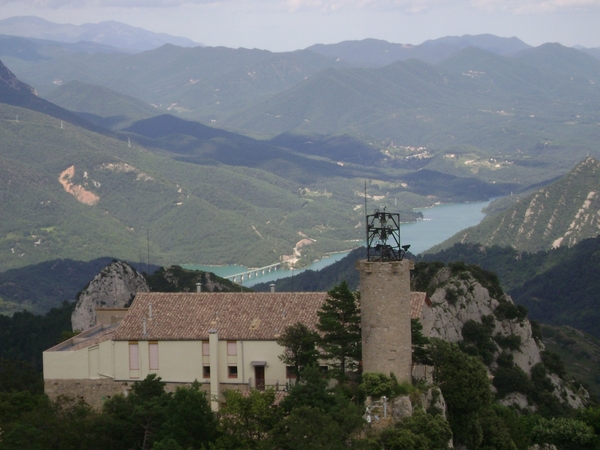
<box><xmin>307</xmin><ymin>34</ymin><xmax>532</xmax><ymax>66</ymax></box>
<box><xmin>2</xmin><ymin>20</ymin><xmax>600</xmax><ymax>286</ymax></box>
<box><xmin>3</xmin><ymin>33</ymin><xmax>598</xmax><ymax>191</ymax></box>
<box><xmin>2</xmin><ymin>60</ymin><xmax>432</xmax><ymax>273</ymax></box>
<box><xmin>0</xmin><ymin>16</ymin><xmax>202</xmax><ymax>51</ymax></box>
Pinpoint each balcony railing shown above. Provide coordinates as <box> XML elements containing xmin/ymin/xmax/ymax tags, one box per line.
<box><xmin>247</xmin><ymin>378</ymin><xmax>292</xmax><ymax>391</ymax></box>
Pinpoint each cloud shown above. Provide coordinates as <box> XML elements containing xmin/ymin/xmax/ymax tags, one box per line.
<box><xmin>0</xmin><ymin>0</ymin><xmax>222</xmax><ymax>7</ymax></box>
<box><xmin>2</xmin><ymin>0</ymin><xmax>598</xmax><ymax>14</ymax></box>
<box><xmin>471</xmin><ymin>0</ymin><xmax>600</xmax><ymax>14</ymax></box>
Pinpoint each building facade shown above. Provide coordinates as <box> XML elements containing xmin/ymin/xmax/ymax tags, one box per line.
<box><xmin>44</xmin><ymin>288</ymin><xmax>428</xmax><ymax>409</ymax></box>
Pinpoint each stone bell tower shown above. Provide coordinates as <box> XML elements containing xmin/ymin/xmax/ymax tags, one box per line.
<box><xmin>356</xmin><ymin>209</ymin><xmax>414</xmax><ymax>383</ymax></box>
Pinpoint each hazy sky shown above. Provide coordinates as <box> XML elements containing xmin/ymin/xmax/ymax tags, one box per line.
<box><xmin>1</xmin><ymin>0</ymin><xmax>599</xmax><ymax>51</ymax></box>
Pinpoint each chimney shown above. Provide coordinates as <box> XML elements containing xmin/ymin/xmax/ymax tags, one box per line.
<box><xmin>196</xmin><ymin>282</ymin><xmax>202</xmax><ymax>292</ymax></box>
<box><xmin>148</xmin><ymin>302</ymin><xmax>153</xmax><ymax>319</ymax></box>
<box><xmin>270</xmin><ymin>283</ymin><xmax>276</xmax><ymax>293</ymax></box>
<box><xmin>142</xmin><ymin>317</ymin><xmax>147</xmax><ymax>336</ymax></box>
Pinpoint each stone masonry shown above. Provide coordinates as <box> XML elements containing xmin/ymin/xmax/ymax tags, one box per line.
<box><xmin>356</xmin><ymin>259</ymin><xmax>414</xmax><ymax>383</ymax></box>
<box><xmin>44</xmin><ymin>379</ymin><xmax>222</xmax><ymax>410</ymax></box>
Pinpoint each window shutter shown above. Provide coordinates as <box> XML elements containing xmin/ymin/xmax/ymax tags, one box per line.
<box><xmin>227</xmin><ymin>341</ymin><xmax>237</xmax><ymax>356</ymax></box>
<box><xmin>149</xmin><ymin>343</ymin><xmax>159</xmax><ymax>370</ymax></box>
<box><xmin>129</xmin><ymin>343</ymin><xmax>139</xmax><ymax>370</ymax></box>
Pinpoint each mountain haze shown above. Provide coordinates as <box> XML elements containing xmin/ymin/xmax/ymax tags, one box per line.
<box><xmin>13</xmin><ymin>45</ymin><xmax>345</xmax><ymax>121</ymax></box>
<box><xmin>0</xmin><ymin>16</ymin><xmax>201</xmax><ymax>51</ymax></box>
<box><xmin>307</xmin><ymin>34</ymin><xmax>531</xmax><ymax>66</ymax></box>
<box><xmin>45</xmin><ymin>80</ymin><xmax>159</xmax><ymax>129</ymax></box>
<box><xmin>2</xmin><ymin>64</ymin><xmax>417</xmax><ymax>273</ymax></box>
<box><xmin>4</xmin><ymin>36</ymin><xmax>599</xmax><ymax>191</ymax></box>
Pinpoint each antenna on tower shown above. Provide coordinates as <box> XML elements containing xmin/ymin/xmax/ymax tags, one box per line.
<box><xmin>364</xmin><ymin>181</ymin><xmax>367</xmax><ymax>212</ymax></box>
<box><xmin>128</xmin><ymin>137</ymin><xmax>131</xmax><ymax>148</ymax></box>
<box><xmin>60</xmin><ymin>120</ymin><xmax>64</xmax><ymax>129</ymax></box>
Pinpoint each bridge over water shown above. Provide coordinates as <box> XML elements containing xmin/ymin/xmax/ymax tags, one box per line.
<box><xmin>224</xmin><ymin>262</ymin><xmax>283</xmax><ymax>284</ymax></box>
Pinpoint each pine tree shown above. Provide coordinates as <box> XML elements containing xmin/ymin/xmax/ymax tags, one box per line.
<box><xmin>316</xmin><ymin>281</ymin><xmax>361</xmax><ymax>380</ymax></box>
<box><xmin>277</xmin><ymin>322</ymin><xmax>319</xmax><ymax>382</ymax></box>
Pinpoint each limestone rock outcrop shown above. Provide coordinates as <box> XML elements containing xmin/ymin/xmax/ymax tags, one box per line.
<box><xmin>71</xmin><ymin>261</ymin><xmax>149</xmax><ymax>332</ymax></box>
<box><xmin>420</xmin><ymin>267</ymin><xmax>542</xmax><ymax>375</ymax></box>
<box><xmin>418</xmin><ymin>265</ymin><xmax>589</xmax><ymax>410</ymax></box>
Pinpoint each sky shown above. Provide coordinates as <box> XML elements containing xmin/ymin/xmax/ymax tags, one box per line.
<box><xmin>0</xmin><ymin>0</ymin><xmax>599</xmax><ymax>52</ymax></box>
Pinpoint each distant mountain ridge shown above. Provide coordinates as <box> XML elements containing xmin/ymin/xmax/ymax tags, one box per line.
<box><xmin>0</xmin><ymin>16</ymin><xmax>202</xmax><ymax>51</ymax></box>
<box><xmin>428</xmin><ymin>157</ymin><xmax>600</xmax><ymax>253</ymax></box>
<box><xmin>6</xmin><ymin>36</ymin><xmax>600</xmax><ymax>194</ymax></box>
<box><xmin>307</xmin><ymin>34</ymin><xmax>532</xmax><ymax>66</ymax></box>
<box><xmin>44</xmin><ymin>80</ymin><xmax>159</xmax><ymax>130</ymax></box>
<box><xmin>0</xmin><ymin>59</ymin><xmax>109</xmax><ymax>134</ymax></box>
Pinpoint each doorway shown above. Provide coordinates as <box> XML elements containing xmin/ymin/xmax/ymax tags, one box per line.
<box><xmin>254</xmin><ymin>366</ymin><xmax>265</xmax><ymax>390</ymax></box>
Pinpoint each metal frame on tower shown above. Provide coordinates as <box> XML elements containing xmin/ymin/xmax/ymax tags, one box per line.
<box><xmin>366</xmin><ymin>208</ymin><xmax>410</xmax><ymax>261</ymax></box>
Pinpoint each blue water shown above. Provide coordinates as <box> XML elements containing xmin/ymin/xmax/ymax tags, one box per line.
<box><xmin>183</xmin><ymin>199</ymin><xmax>492</xmax><ymax>286</ymax></box>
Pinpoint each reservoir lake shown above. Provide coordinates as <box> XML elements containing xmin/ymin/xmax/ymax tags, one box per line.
<box><xmin>184</xmin><ymin>199</ymin><xmax>492</xmax><ymax>286</ymax></box>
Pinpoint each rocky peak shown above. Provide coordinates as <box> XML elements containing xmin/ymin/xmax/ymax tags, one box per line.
<box><xmin>71</xmin><ymin>261</ymin><xmax>149</xmax><ymax>332</ymax></box>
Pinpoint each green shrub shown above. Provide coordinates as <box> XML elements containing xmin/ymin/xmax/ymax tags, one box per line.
<box><xmin>359</xmin><ymin>372</ymin><xmax>398</xmax><ymax>399</ymax></box>
<box><xmin>541</xmin><ymin>351</ymin><xmax>567</xmax><ymax>378</ymax></box>
<box><xmin>493</xmin><ymin>365</ymin><xmax>531</xmax><ymax>398</ymax></box>
<box><xmin>460</xmin><ymin>318</ymin><xmax>497</xmax><ymax>365</ymax></box>
<box><xmin>494</xmin><ymin>300</ymin><xmax>527</xmax><ymax>321</ymax></box>
<box><xmin>494</xmin><ymin>333</ymin><xmax>522</xmax><ymax>351</ymax></box>
<box><xmin>358</xmin><ymin>373</ymin><xmax>414</xmax><ymax>401</ymax></box>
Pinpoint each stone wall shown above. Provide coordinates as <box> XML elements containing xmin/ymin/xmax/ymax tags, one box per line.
<box><xmin>356</xmin><ymin>259</ymin><xmax>414</xmax><ymax>383</ymax></box>
<box><xmin>45</xmin><ymin>379</ymin><xmax>135</xmax><ymax>409</ymax></box>
<box><xmin>44</xmin><ymin>378</ymin><xmax>251</xmax><ymax>410</ymax></box>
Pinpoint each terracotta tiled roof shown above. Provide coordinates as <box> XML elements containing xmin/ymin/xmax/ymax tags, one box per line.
<box><xmin>112</xmin><ymin>291</ymin><xmax>431</xmax><ymax>342</ymax></box>
<box><xmin>113</xmin><ymin>292</ymin><xmax>329</xmax><ymax>341</ymax></box>
<box><xmin>410</xmin><ymin>292</ymin><xmax>431</xmax><ymax>320</ymax></box>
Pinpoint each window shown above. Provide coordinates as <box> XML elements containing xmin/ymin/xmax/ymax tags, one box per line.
<box><xmin>228</xmin><ymin>366</ymin><xmax>238</xmax><ymax>378</ymax></box>
<box><xmin>286</xmin><ymin>366</ymin><xmax>297</xmax><ymax>379</ymax></box>
<box><xmin>202</xmin><ymin>341</ymin><xmax>210</xmax><ymax>356</ymax></box>
<box><xmin>203</xmin><ymin>366</ymin><xmax>211</xmax><ymax>378</ymax></box>
<box><xmin>227</xmin><ymin>341</ymin><xmax>237</xmax><ymax>356</ymax></box>
<box><xmin>129</xmin><ymin>342</ymin><xmax>139</xmax><ymax>370</ymax></box>
<box><xmin>149</xmin><ymin>342</ymin><xmax>159</xmax><ymax>370</ymax></box>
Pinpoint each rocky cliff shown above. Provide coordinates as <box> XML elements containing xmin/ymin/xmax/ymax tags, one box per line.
<box><xmin>415</xmin><ymin>262</ymin><xmax>589</xmax><ymax>410</ymax></box>
<box><xmin>71</xmin><ymin>261</ymin><xmax>149</xmax><ymax>332</ymax></box>
<box><xmin>430</xmin><ymin>157</ymin><xmax>600</xmax><ymax>253</ymax></box>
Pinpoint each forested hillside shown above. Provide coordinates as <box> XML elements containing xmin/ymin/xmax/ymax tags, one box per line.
<box><xmin>430</xmin><ymin>157</ymin><xmax>600</xmax><ymax>253</ymax></box>
<box><xmin>0</xmin><ymin>75</ymin><xmax>377</xmax><ymax>272</ymax></box>
<box><xmin>1</xmin><ymin>57</ymin><xmax>513</xmax><ymax>276</ymax></box>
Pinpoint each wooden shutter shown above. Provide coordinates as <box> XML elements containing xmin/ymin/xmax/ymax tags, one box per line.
<box><xmin>129</xmin><ymin>342</ymin><xmax>139</xmax><ymax>370</ymax></box>
<box><xmin>227</xmin><ymin>341</ymin><xmax>237</xmax><ymax>356</ymax></box>
<box><xmin>149</xmin><ymin>342</ymin><xmax>159</xmax><ymax>370</ymax></box>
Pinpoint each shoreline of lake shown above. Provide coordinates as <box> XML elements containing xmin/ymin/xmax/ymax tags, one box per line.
<box><xmin>183</xmin><ymin>198</ymin><xmax>494</xmax><ymax>285</ymax></box>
